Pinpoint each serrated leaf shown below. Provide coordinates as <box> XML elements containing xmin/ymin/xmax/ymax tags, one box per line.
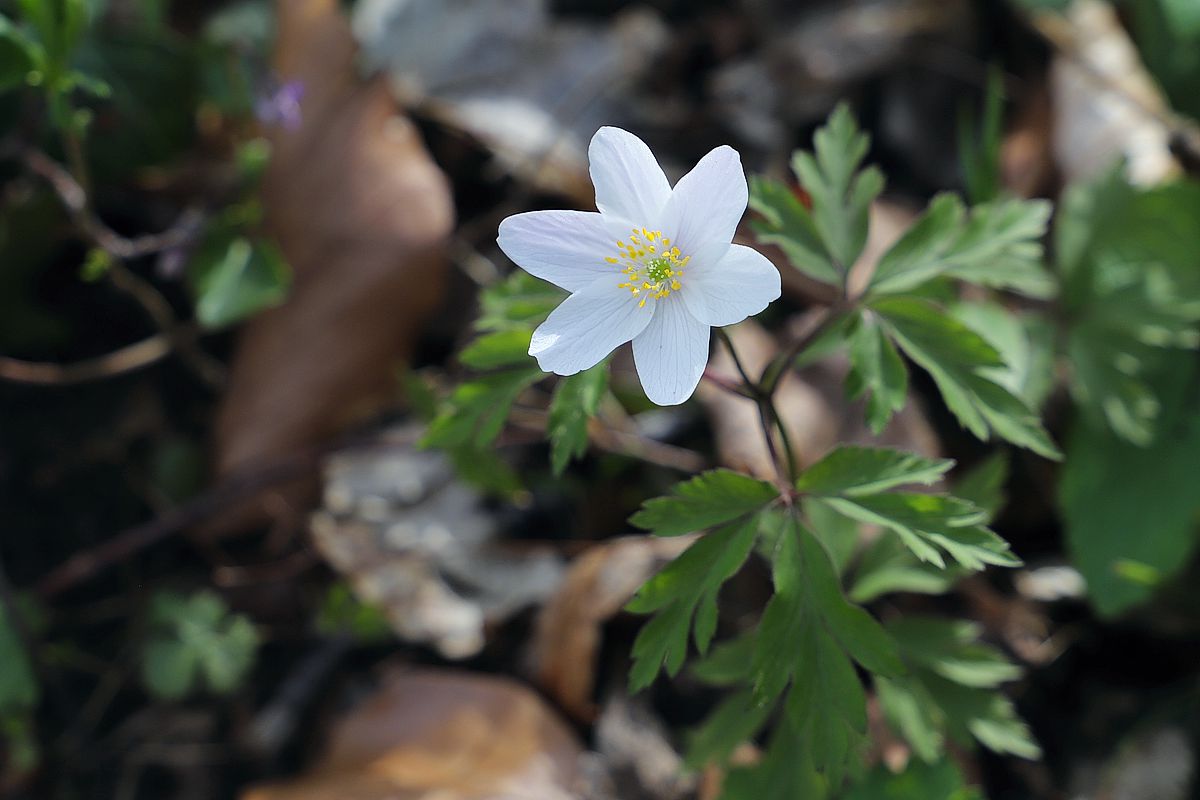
<box><xmin>846</xmin><ymin>311</ymin><xmax>908</xmax><ymax>433</ymax></box>
<box><xmin>924</xmin><ymin>674</ymin><xmax>1041</xmax><ymax>759</ymax></box>
<box><xmin>749</xmin><ymin>175</ymin><xmax>840</xmax><ymax>285</ymax></box>
<box><xmin>459</xmin><ymin>329</ymin><xmax>533</xmax><ymax>369</ymax></box>
<box><xmin>953</xmin><ymin>452</ymin><xmax>1009</xmax><ymax>523</ymax></box>
<box><xmin>627</xmin><ymin>516</ymin><xmax>760</xmax><ymax>688</ymax></box>
<box><xmin>189</xmin><ymin>236</ymin><xmax>291</xmax><ymax>328</ymax></box>
<box><xmin>690</xmin><ymin>629</ymin><xmax>756</xmax><ymax>686</ymax></box>
<box><xmin>827</xmin><ymin>493</ymin><xmax>1019</xmax><ymax>571</ymax></box>
<box><xmin>547</xmin><ymin>362</ymin><xmax>607</xmax><ymax>475</ymax></box>
<box><xmin>790</xmin><ymin>103</ymin><xmax>884</xmax><ymax>272</ymax></box>
<box><xmin>869</xmin><ymin>195</ymin><xmax>1053</xmax><ymax>298</ymax></box>
<box><xmin>629</xmin><ymin>469</ymin><xmax>778</xmax><ymax>537</ymax></box>
<box><xmin>850</xmin><ymin>533</ymin><xmax>962</xmax><ymax>603</ymax></box>
<box><xmin>423</xmin><ymin>368</ymin><xmax>541</xmax><ymax>450</ymax></box>
<box><xmin>873</xmin><ymin>297</ymin><xmax>1061</xmax><ymax>459</ymax></box>
<box><xmin>888</xmin><ymin>618</ymin><xmax>1021</xmax><ymax>688</ymax></box>
<box><xmin>477</xmin><ymin>270</ymin><xmax>564</xmax><ymax>332</ymax></box>
<box><xmin>875</xmin><ymin>676</ymin><xmax>945</xmax><ymax>763</ymax></box>
<box><xmin>796</xmin><ymin>445</ymin><xmax>954</xmax><ymax>497</ymax></box>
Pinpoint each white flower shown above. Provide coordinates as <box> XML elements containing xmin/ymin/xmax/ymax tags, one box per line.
<box><xmin>497</xmin><ymin>127</ymin><xmax>782</xmax><ymax>405</ymax></box>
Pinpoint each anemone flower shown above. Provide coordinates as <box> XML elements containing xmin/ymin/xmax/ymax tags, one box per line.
<box><xmin>498</xmin><ymin>127</ymin><xmax>781</xmax><ymax>405</ymax></box>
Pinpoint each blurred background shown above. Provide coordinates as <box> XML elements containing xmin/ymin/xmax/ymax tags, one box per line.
<box><xmin>1</xmin><ymin>0</ymin><xmax>1199</xmax><ymax>797</ymax></box>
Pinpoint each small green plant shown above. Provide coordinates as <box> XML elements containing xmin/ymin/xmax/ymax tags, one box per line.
<box><xmin>141</xmin><ymin>591</ymin><xmax>259</xmax><ymax>701</ymax></box>
<box><xmin>426</xmin><ymin>105</ymin><xmax>1053</xmax><ymax>795</ymax></box>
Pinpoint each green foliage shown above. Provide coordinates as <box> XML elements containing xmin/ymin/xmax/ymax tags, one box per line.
<box><xmin>796</xmin><ymin>446</ymin><xmax>953</xmax><ymax>496</ymax></box>
<box><xmin>1055</xmin><ymin>169</ymin><xmax>1200</xmax><ymax>444</ymax></box>
<box><xmin>750</xmin><ymin>103</ymin><xmax>883</xmax><ymax>282</ymax></box>
<box><xmin>868</xmin><ymin>195</ymin><xmax>1053</xmax><ymax>298</ymax></box>
<box><xmin>958</xmin><ymin>65</ymin><xmax>1005</xmax><ymax>205</ymax></box>
<box><xmin>626</xmin><ymin>516</ymin><xmax>761</xmax><ymax>689</ymax></box>
<box><xmin>1059</xmin><ymin>360</ymin><xmax>1200</xmax><ymax>616</ymax></box>
<box><xmin>0</xmin><ymin>606</ymin><xmax>38</xmax><ymax>713</ymax></box>
<box><xmin>142</xmin><ymin>591</ymin><xmax>259</xmax><ymax>700</ymax></box>
<box><xmin>846</xmin><ymin>311</ymin><xmax>908</xmax><ymax>433</ymax></box>
<box><xmin>476</xmin><ymin>270</ymin><xmax>564</xmax><ymax>332</ymax></box>
<box><xmin>547</xmin><ymin>362</ymin><xmax>608</xmax><ymax>475</ymax></box>
<box><xmin>839</xmin><ymin>759</ymin><xmax>982</xmax><ymax>800</ymax></box>
<box><xmin>872</xmin><ymin>297</ymin><xmax>1061</xmax><ymax>459</ymax></box>
<box><xmin>459</xmin><ymin>329</ymin><xmax>534</xmax><ymax>369</ymax></box>
<box><xmin>1128</xmin><ymin>0</ymin><xmax>1200</xmax><ymax>121</ymax></box>
<box><xmin>423</xmin><ymin>367</ymin><xmax>541</xmax><ymax>449</ymax></box>
<box><xmin>880</xmin><ymin>616</ymin><xmax>1039</xmax><ymax>762</ymax></box>
<box><xmin>188</xmin><ymin>233</ymin><xmax>291</xmax><ymax>329</ymax></box>
<box><xmin>629</xmin><ymin>469</ymin><xmax>778</xmax><ymax>536</ymax></box>
<box><xmin>315</xmin><ymin>584</ymin><xmax>393</xmax><ymax>642</ymax></box>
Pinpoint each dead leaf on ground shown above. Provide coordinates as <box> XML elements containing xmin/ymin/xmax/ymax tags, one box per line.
<box><xmin>314</xmin><ymin>429</ymin><xmax>564</xmax><ymax>659</ymax></box>
<box><xmin>242</xmin><ymin>669</ymin><xmax>583</xmax><ymax>800</ymax></box>
<box><xmin>208</xmin><ymin>0</ymin><xmax>454</xmax><ymax>536</ymax></box>
<box><xmin>530</xmin><ymin>535</ymin><xmax>694</xmax><ymax>720</ymax></box>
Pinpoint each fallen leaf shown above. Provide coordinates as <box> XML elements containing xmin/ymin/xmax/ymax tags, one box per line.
<box><xmin>530</xmin><ymin>535</ymin><xmax>694</xmax><ymax>720</ymax></box>
<box><xmin>242</xmin><ymin>669</ymin><xmax>583</xmax><ymax>800</ymax></box>
<box><xmin>209</xmin><ymin>0</ymin><xmax>454</xmax><ymax>534</ymax></box>
<box><xmin>313</xmin><ymin>430</ymin><xmax>564</xmax><ymax>659</ymax></box>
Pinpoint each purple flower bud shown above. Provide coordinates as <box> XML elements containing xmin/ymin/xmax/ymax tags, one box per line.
<box><xmin>255</xmin><ymin>80</ymin><xmax>305</xmax><ymax>130</ymax></box>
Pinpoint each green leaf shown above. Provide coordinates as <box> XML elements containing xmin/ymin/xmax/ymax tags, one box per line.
<box><xmin>748</xmin><ymin>175</ymin><xmax>840</xmax><ymax>285</ymax></box>
<box><xmin>796</xmin><ymin>445</ymin><xmax>953</xmax><ymax>497</ymax></box>
<box><xmin>873</xmin><ymin>297</ymin><xmax>1061</xmax><ymax>459</ymax></box>
<box><xmin>627</xmin><ymin>516</ymin><xmax>761</xmax><ymax>689</ymax></box>
<box><xmin>0</xmin><ymin>605</ymin><xmax>39</xmax><ymax>712</ymax></box>
<box><xmin>690</xmin><ymin>629</ymin><xmax>756</xmax><ymax>686</ymax></box>
<box><xmin>315</xmin><ymin>583</ymin><xmax>392</xmax><ymax>642</ymax></box>
<box><xmin>423</xmin><ymin>368</ymin><xmax>542</xmax><ymax>450</ymax></box>
<box><xmin>846</xmin><ymin>310</ymin><xmax>908</xmax><ymax>433</ymax></box>
<box><xmin>685</xmin><ymin>688</ymin><xmax>773</xmax><ymax>769</ymax></box>
<box><xmin>881</xmin><ymin>617</ymin><xmax>1040</xmax><ymax>760</ymax></box>
<box><xmin>887</xmin><ymin>618</ymin><xmax>1021</xmax><ymax>688</ymax></box>
<box><xmin>953</xmin><ymin>451</ymin><xmax>1009</xmax><ymax>523</ymax></box>
<box><xmin>869</xmin><ymin>195</ymin><xmax>1052</xmax><ymax>297</ymax></box>
<box><xmin>828</xmin><ymin>493</ymin><xmax>1019</xmax><ymax>571</ymax></box>
<box><xmin>875</xmin><ymin>676</ymin><xmax>945</xmax><ymax>763</ymax></box>
<box><xmin>459</xmin><ymin>329</ymin><xmax>533</xmax><ymax>369</ymax></box>
<box><xmin>0</xmin><ymin>14</ymin><xmax>39</xmax><ymax>91</ymax></box>
<box><xmin>629</xmin><ymin>469</ymin><xmax>778</xmax><ymax>537</ymax></box>
<box><xmin>142</xmin><ymin>591</ymin><xmax>259</xmax><ymax>699</ymax></box>
<box><xmin>958</xmin><ymin>64</ymin><xmax>1005</xmax><ymax>206</ymax></box>
<box><xmin>792</xmin><ymin>103</ymin><xmax>884</xmax><ymax>270</ymax></box>
<box><xmin>850</xmin><ymin>535</ymin><xmax>961</xmax><ymax>603</ymax></box>
<box><xmin>189</xmin><ymin>236</ymin><xmax>291</xmax><ymax>328</ymax></box>
<box><xmin>951</xmin><ymin>302</ymin><xmax>1056</xmax><ymax>411</ymax></box>
<box><xmin>477</xmin><ymin>271</ymin><xmax>564</xmax><ymax>332</ymax></box>
<box><xmin>547</xmin><ymin>362</ymin><xmax>607</xmax><ymax>475</ymax></box>
<box><xmin>841</xmin><ymin>757</ymin><xmax>983</xmax><ymax>800</ymax></box>
<box><xmin>752</xmin><ymin>515</ymin><xmax>901</xmax><ymax>726</ymax></box>
<box><xmin>1059</xmin><ymin>360</ymin><xmax>1200</xmax><ymax>616</ymax></box>
<box><xmin>1056</xmin><ymin>172</ymin><xmax>1200</xmax><ymax>444</ymax></box>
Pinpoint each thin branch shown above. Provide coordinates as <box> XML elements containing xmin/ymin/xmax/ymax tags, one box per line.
<box><xmin>0</xmin><ymin>336</ymin><xmax>170</xmax><ymax>385</ymax></box>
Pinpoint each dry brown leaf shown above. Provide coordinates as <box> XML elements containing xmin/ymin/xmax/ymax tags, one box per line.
<box><xmin>530</xmin><ymin>535</ymin><xmax>695</xmax><ymax>721</ymax></box>
<box><xmin>242</xmin><ymin>669</ymin><xmax>582</xmax><ymax>800</ymax></box>
<box><xmin>208</xmin><ymin>0</ymin><xmax>454</xmax><ymax>534</ymax></box>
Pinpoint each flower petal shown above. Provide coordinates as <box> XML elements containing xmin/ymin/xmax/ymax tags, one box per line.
<box><xmin>680</xmin><ymin>244</ymin><xmax>782</xmax><ymax>327</ymax></box>
<box><xmin>498</xmin><ymin>210</ymin><xmax>616</xmax><ymax>293</ymax></box>
<box><xmin>631</xmin><ymin>299</ymin><xmax>710</xmax><ymax>406</ymax></box>
<box><xmin>660</xmin><ymin>145</ymin><xmax>748</xmax><ymax>254</ymax></box>
<box><xmin>589</xmin><ymin>127</ymin><xmax>671</xmax><ymax>225</ymax></box>
<box><xmin>530</xmin><ymin>276</ymin><xmax>653</xmax><ymax>375</ymax></box>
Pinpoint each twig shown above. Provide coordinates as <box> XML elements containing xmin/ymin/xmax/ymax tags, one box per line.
<box><xmin>21</xmin><ymin>149</ymin><xmax>203</xmax><ymax>260</ymax></box>
<box><xmin>0</xmin><ymin>336</ymin><xmax>170</xmax><ymax>385</ymax></box>
<box><xmin>508</xmin><ymin>405</ymin><xmax>706</xmax><ymax>473</ymax></box>
<box><xmin>35</xmin><ymin>451</ymin><xmax>320</xmax><ymax>598</ymax></box>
